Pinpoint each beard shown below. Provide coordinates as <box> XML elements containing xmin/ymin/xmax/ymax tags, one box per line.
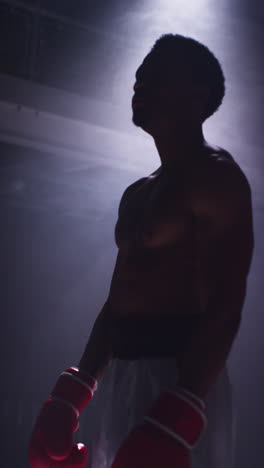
<box><xmin>132</xmin><ymin>106</ymin><xmax>152</xmax><ymax>128</ymax></box>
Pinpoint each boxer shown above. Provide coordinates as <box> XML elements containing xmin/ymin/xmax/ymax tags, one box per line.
<box><xmin>29</xmin><ymin>33</ymin><xmax>254</xmax><ymax>468</ymax></box>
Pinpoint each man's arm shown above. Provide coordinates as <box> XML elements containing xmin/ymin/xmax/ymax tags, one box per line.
<box><xmin>177</xmin><ymin>288</ymin><xmax>244</xmax><ymax>399</ymax></box>
<box><xmin>78</xmin><ymin>181</ymin><xmax>137</xmax><ymax>381</ymax></box>
<box><xmin>177</xmin><ymin>161</ymin><xmax>254</xmax><ymax>399</ymax></box>
<box><xmin>78</xmin><ymin>179</ymin><xmax>147</xmax><ymax>380</ymax></box>
<box><xmin>78</xmin><ymin>247</ymin><xmax>124</xmax><ymax>380</ymax></box>
<box><xmin>78</xmin><ymin>300</ymin><xmax>113</xmax><ymax>380</ymax></box>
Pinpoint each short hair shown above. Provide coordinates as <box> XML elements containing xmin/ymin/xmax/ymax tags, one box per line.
<box><xmin>150</xmin><ymin>34</ymin><xmax>225</xmax><ymax>121</ymax></box>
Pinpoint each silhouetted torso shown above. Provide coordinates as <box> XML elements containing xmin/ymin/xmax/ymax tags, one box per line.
<box><xmin>105</xmin><ymin>145</ymin><xmax>235</xmax><ymax>358</ymax></box>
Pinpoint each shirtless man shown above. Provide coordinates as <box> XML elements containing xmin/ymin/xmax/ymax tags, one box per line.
<box><xmin>29</xmin><ymin>34</ymin><xmax>254</xmax><ymax>468</ymax></box>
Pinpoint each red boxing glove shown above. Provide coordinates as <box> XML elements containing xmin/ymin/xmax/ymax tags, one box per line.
<box><xmin>111</xmin><ymin>386</ymin><xmax>207</xmax><ymax>468</ymax></box>
<box><xmin>28</xmin><ymin>367</ymin><xmax>98</xmax><ymax>468</ymax></box>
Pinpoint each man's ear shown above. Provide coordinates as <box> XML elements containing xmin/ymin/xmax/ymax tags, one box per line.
<box><xmin>190</xmin><ymin>84</ymin><xmax>210</xmax><ymax>117</ymax></box>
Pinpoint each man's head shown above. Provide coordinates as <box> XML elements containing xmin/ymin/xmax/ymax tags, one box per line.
<box><xmin>132</xmin><ymin>34</ymin><xmax>225</xmax><ymax>136</ymax></box>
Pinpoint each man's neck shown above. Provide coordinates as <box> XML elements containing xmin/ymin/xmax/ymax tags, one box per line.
<box><xmin>153</xmin><ymin>125</ymin><xmax>207</xmax><ymax>168</ymax></box>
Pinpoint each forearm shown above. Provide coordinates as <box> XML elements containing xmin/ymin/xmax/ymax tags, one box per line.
<box><xmin>177</xmin><ymin>294</ymin><xmax>244</xmax><ymax>399</ymax></box>
<box><xmin>78</xmin><ymin>301</ymin><xmax>113</xmax><ymax>381</ymax></box>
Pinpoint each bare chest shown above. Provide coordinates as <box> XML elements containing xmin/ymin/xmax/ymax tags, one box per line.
<box><xmin>115</xmin><ymin>172</ymin><xmax>196</xmax><ymax>249</ymax></box>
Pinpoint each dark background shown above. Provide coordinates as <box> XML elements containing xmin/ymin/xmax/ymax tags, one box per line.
<box><xmin>0</xmin><ymin>1</ymin><xmax>263</xmax><ymax>466</ymax></box>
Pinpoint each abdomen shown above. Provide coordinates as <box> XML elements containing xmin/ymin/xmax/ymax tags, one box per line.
<box><xmin>108</xmin><ymin>245</ymin><xmax>205</xmax><ymax>317</ymax></box>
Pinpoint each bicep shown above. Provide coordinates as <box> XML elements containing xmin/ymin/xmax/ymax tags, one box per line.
<box><xmin>194</xmin><ymin>172</ymin><xmax>254</xmax><ymax>293</ymax></box>
<box><xmin>196</xmin><ymin>215</ymin><xmax>253</xmax><ymax>287</ymax></box>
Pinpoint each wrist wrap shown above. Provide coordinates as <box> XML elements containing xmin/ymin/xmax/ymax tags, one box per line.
<box><xmin>144</xmin><ymin>386</ymin><xmax>207</xmax><ymax>450</ymax></box>
<box><xmin>49</xmin><ymin>367</ymin><xmax>98</xmax><ymax>416</ymax></box>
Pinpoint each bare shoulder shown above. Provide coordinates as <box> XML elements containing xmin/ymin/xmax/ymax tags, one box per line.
<box><xmin>192</xmin><ymin>145</ymin><xmax>253</xmax><ymax>226</ymax></box>
<box><xmin>121</xmin><ymin>176</ymin><xmax>149</xmax><ymax>200</ymax></box>
<box><xmin>118</xmin><ymin>176</ymin><xmax>148</xmax><ymax>215</ymax></box>
<box><xmin>202</xmin><ymin>145</ymin><xmax>251</xmax><ymax>194</ymax></box>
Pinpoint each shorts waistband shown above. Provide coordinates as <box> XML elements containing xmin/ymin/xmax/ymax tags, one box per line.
<box><xmin>109</xmin><ymin>313</ymin><xmax>202</xmax><ymax>360</ymax></box>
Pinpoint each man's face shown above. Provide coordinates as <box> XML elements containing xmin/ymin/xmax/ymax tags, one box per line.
<box><xmin>132</xmin><ymin>52</ymin><xmax>202</xmax><ymax>135</ymax></box>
